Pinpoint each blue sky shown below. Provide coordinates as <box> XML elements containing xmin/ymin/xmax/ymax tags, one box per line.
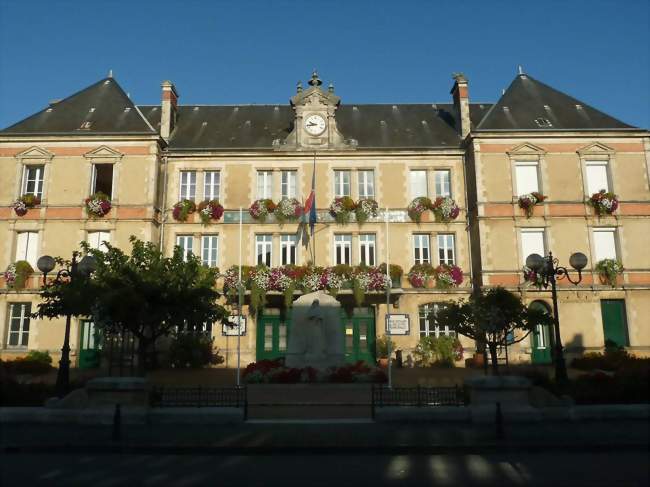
<box><xmin>1</xmin><ymin>0</ymin><xmax>648</xmax><ymax>129</ymax></box>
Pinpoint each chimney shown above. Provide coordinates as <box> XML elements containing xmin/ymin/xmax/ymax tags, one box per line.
<box><xmin>450</xmin><ymin>73</ymin><xmax>470</xmax><ymax>139</ymax></box>
<box><xmin>160</xmin><ymin>80</ymin><xmax>179</xmax><ymax>140</ymax></box>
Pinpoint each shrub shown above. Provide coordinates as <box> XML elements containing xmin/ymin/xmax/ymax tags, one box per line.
<box><xmin>413</xmin><ymin>335</ymin><xmax>463</xmax><ymax>367</ymax></box>
<box><xmin>571</xmin><ymin>346</ymin><xmax>645</xmax><ymax>372</ymax></box>
<box><xmin>1</xmin><ymin>350</ymin><xmax>53</xmax><ymax>375</ymax></box>
<box><xmin>168</xmin><ymin>333</ymin><xmax>224</xmax><ymax>368</ymax></box>
<box><xmin>376</xmin><ymin>335</ymin><xmax>396</xmax><ymax>359</ymax></box>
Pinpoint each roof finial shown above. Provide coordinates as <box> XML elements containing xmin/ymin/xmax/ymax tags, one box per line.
<box><xmin>328</xmin><ymin>82</ymin><xmax>334</xmax><ymax>93</ymax></box>
<box><xmin>108</xmin><ymin>69</ymin><xmax>113</xmax><ymax>78</ymax></box>
<box><xmin>518</xmin><ymin>65</ymin><xmax>524</xmax><ymax>75</ymax></box>
<box><xmin>308</xmin><ymin>70</ymin><xmax>322</xmax><ymax>87</ymax></box>
<box><xmin>297</xmin><ymin>81</ymin><xmax>303</xmax><ymax>93</ymax></box>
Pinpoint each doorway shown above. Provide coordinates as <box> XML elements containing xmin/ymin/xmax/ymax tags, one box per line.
<box><xmin>530</xmin><ymin>301</ymin><xmax>553</xmax><ymax>364</ymax></box>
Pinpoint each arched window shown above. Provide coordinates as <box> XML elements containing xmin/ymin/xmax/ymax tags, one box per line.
<box><xmin>418</xmin><ymin>303</ymin><xmax>454</xmax><ymax>338</ymax></box>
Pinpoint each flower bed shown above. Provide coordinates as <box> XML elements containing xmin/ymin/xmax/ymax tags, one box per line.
<box><xmin>12</xmin><ymin>194</ymin><xmax>40</xmax><ymax>217</ymax></box>
<box><xmin>275</xmin><ymin>197</ymin><xmax>302</xmax><ymax>223</ymax></box>
<box><xmin>589</xmin><ymin>190</ymin><xmax>619</xmax><ymax>216</ymax></box>
<box><xmin>4</xmin><ymin>261</ymin><xmax>33</xmax><ymax>290</ymax></box>
<box><xmin>85</xmin><ymin>192</ymin><xmax>112</xmax><ymax>217</ymax></box>
<box><xmin>329</xmin><ymin>196</ymin><xmax>356</xmax><ymax>224</ymax></box>
<box><xmin>595</xmin><ymin>258</ymin><xmax>623</xmax><ymax>286</ymax></box>
<box><xmin>518</xmin><ymin>192</ymin><xmax>546</xmax><ymax>218</ymax></box>
<box><xmin>355</xmin><ymin>198</ymin><xmax>379</xmax><ymax>224</ymax></box>
<box><xmin>198</xmin><ymin>199</ymin><xmax>224</xmax><ymax>224</ymax></box>
<box><xmin>434</xmin><ymin>264</ymin><xmax>463</xmax><ymax>288</ymax></box>
<box><xmin>407</xmin><ymin>197</ymin><xmax>432</xmax><ymax>223</ymax></box>
<box><xmin>432</xmin><ymin>196</ymin><xmax>460</xmax><ymax>222</ymax></box>
<box><xmin>172</xmin><ymin>199</ymin><xmax>196</xmax><ymax>222</ymax></box>
<box><xmin>249</xmin><ymin>199</ymin><xmax>276</xmax><ymax>222</ymax></box>
<box><xmin>243</xmin><ymin>358</ymin><xmax>387</xmax><ymax>384</ymax></box>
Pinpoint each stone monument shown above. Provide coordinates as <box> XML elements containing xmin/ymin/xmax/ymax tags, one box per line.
<box><xmin>285</xmin><ymin>291</ymin><xmax>345</xmax><ymax>369</ymax></box>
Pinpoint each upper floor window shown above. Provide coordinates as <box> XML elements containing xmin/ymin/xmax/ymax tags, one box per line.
<box><xmin>204</xmin><ymin>171</ymin><xmax>221</xmax><ymax>201</ymax></box>
<box><xmin>7</xmin><ymin>303</ymin><xmax>31</xmax><ymax>348</ymax></box>
<box><xmin>419</xmin><ymin>303</ymin><xmax>454</xmax><ymax>337</ymax></box>
<box><xmin>334</xmin><ymin>170</ymin><xmax>351</xmax><ymax>198</ymax></box>
<box><xmin>585</xmin><ymin>161</ymin><xmax>609</xmax><ymax>194</ymax></box>
<box><xmin>257</xmin><ymin>171</ymin><xmax>273</xmax><ymax>199</ymax></box>
<box><xmin>201</xmin><ymin>235</ymin><xmax>219</xmax><ymax>268</ymax></box>
<box><xmin>256</xmin><ymin>234</ymin><xmax>273</xmax><ymax>266</ymax></box>
<box><xmin>281</xmin><ymin>171</ymin><xmax>297</xmax><ymax>199</ymax></box>
<box><xmin>358</xmin><ymin>170</ymin><xmax>375</xmax><ymax>199</ymax></box>
<box><xmin>179</xmin><ymin>171</ymin><xmax>196</xmax><ymax>201</ymax></box>
<box><xmin>87</xmin><ymin>231</ymin><xmax>110</xmax><ymax>252</ymax></box>
<box><xmin>22</xmin><ymin>165</ymin><xmax>45</xmax><ymax>198</ymax></box>
<box><xmin>92</xmin><ymin>164</ymin><xmax>114</xmax><ymax>198</ymax></box>
<box><xmin>520</xmin><ymin>229</ymin><xmax>545</xmax><ymax>264</ymax></box>
<box><xmin>15</xmin><ymin>231</ymin><xmax>39</xmax><ymax>268</ymax></box>
<box><xmin>515</xmin><ymin>161</ymin><xmax>539</xmax><ymax>196</ymax></box>
<box><xmin>437</xmin><ymin>234</ymin><xmax>455</xmax><ymax>265</ymax></box>
<box><xmin>281</xmin><ymin>234</ymin><xmax>297</xmax><ymax>265</ymax></box>
<box><xmin>359</xmin><ymin>234</ymin><xmax>376</xmax><ymax>266</ymax></box>
<box><xmin>434</xmin><ymin>170</ymin><xmax>451</xmax><ymax>197</ymax></box>
<box><xmin>334</xmin><ymin>234</ymin><xmax>352</xmax><ymax>265</ymax></box>
<box><xmin>413</xmin><ymin>234</ymin><xmax>431</xmax><ymax>264</ymax></box>
<box><xmin>410</xmin><ymin>170</ymin><xmax>428</xmax><ymax>198</ymax></box>
<box><xmin>175</xmin><ymin>235</ymin><xmax>194</xmax><ymax>262</ymax></box>
<box><xmin>593</xmin><ymin>228</ymin><xmax>617</xmax><ymax>261</ymax></box>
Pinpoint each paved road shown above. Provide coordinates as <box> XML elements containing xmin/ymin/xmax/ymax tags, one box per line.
<box><xmin>1</xmin><ymin>450</ymin><xmax>648</xmax><ymax>486</ymax></box>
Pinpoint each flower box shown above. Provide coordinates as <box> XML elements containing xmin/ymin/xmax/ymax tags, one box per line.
<box><xmin>12</xmin><ymin>194</ymin><xmax>41</xmax><ymax>217</ymax></box>
<box><xmin>85</xmin><ymin>192</ymin><xmax>112</xmax><ymax>217</ymax></box>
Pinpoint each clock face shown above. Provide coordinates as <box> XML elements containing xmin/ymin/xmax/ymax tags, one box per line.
<box><xmin>304</xmin><ymin>114</ymin><xmax>326</xmax><ymax>135</ymax></box>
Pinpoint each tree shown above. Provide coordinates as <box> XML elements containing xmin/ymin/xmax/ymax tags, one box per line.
<box><xmin>432</xmin><ymin>287</ymin><xmax>553</xmax><ymax>374</ymax></box>
<box><xmin>35</xmin><ymin>237</ymin><xmax>228</xmax><ymax>372</ymax></box>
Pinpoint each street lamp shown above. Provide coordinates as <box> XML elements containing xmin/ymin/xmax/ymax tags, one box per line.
<box><xmin>37</xmin><ymin>252</ymin><xmax>97</xmax><ymax>397</ymax></box>
<box><xmin>525</xmin><ymin>251</ymin><xmax>587</xmax><ymax>385</ymax></box>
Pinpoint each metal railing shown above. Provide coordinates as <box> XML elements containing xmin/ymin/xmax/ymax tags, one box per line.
<box><xmin>371</xmin><ymin>385</ymin><xmax>465</xmax><ymax>418</ymax></box>
<box><xmin>151</xmin><ymin>386</ymin><xmax>248</xmax><ymax>418</ymax></box>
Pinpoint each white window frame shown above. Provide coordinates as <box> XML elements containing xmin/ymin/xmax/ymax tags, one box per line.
<box><xmin>203</xmin><ymin>171</ymin><xmax>221</xmax><ymax>201</ymax></box>
<box><xmin>257</xmin><ymin>171</ymin><xmax>273</xmax><ymax>199</ymax></box>
<box><xmin>6</xmin><ymin>303</ymin><xmax>31</xmax><ymax>348</ymax></box>
<box><xmin>358</xmin><ymin>170</ymin><xmax>375</xmax><ymax>199</ymax></box>
<box><xmin>91</xmin><ymin>163</ymin><xmax>114</xmax><ymax>198</ymax></box>
<box><xmin>585</xmin><ymin>161</ymin><xmax>610</xmax><ymax>195</ymax></box>
<box><xmin>15</xmin><ymin>231</ymin><xmax>39</xmax><ymax>268</ymax></box>
<box><xmin>334</xmin><ymin>234</ymin><xmax>352</xmax><ymax>265</ymax></box>
<box><xmin>175</xmin><ymin>235</ymin><xmax>194</xmax><ymax>261</ymax></box>
<box><xmin>413</xmin><ymin>234</ymin><xmax>431</xmax><ymax>264</ymax></box>
<box><xmin>201</xmin><ymin>235</ymin><xmax>219</xmax><ymax>268</ymax></box>
<box><xmin>87</xmin><ymin>231</ymin><xmax>111</xmax><ymax>252</ymax></box>
<box><xmin>520</xmin><ymin>229</ymin><xmax>546</xmax><ymax>265</ymax></box>
<box><xmin>280</xmin><ymin>234</ymin><xmax>297</xmax><ymax>265</ymax></box>
<box><xmin>592</xmin><ymin>228</ymin><xmax>618</xmax><ymax>262</ymax></box>
<box><xmin>409</xmin><ymin>170</ymin><xmax>428</xmax><ymax>199</ymax></box>
<box><xmin>437</xmin><ymin>234</ymin><xmax>456</xmax><ymax>265</ymax></box>
<box><xmin>359</xmin><ymin>234</ymin><xmax>376</xmax><ymax>266</ymax></box>
<box><xmin>434</xmin><ymin>169</ymin><xmax>451</xmax><ymax>198</ymax></box>
<box><xmin>22</xmin><ymin>165</ymin><xmax>45</xmax><ymax>198</ymax></box>
<box><xmin>514</xmin><ymin>161</ymin><xmax>540</xmax><ymax>196</ymax></box>
<box><xmin>179</xmin><ymin>171</ymin><xmax>197</xmax><ymax>201</ymax></box>
<box><xmin>419</xmin><ymin>303</ymin><xmax>455</xmax><ymax>338</ymax></box>
<box><xmin>281</xmin><ymin>170</ymin><xmax>297</xmax><ymax>199</ymax></box>
<box><xmin>334</xmin><ymin>170</ymin><xmax>351</xmax><ymax>198</ymax></box>
<box><xmin>256</xmin><ymin>234</ymin><xmax>273</xmax><ymax>266</ymax></box>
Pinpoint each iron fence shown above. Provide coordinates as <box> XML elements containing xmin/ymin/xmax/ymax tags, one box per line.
<box><xmin>372</xmin><ymin>385</ymin><xmax>466</xmax><ymax>410</ymax></box>
<box><xmin>151</xmin><ymin>386</ymin><xmax>247</xmax><ymax>416</ymax></box>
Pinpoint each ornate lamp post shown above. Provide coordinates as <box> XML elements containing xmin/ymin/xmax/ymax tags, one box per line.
<box><xmin>525</xmin><ymin>251</ymin><xmax>588</xmax><ymax>385</ymax></box>
<box><xmin>37</xmin><ymin>252</ymin><xmax>97</xmax><ymax>397</ymax></box>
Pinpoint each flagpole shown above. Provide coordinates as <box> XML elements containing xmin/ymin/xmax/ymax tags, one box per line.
<box><xmin>237</xmin><ymin>206</ymin><xmax>242</xmax><ymax>388</ymax></box>
<box><xmin>311</xmin><ymin>151</ymin><xmax>316</xmax><ymax>265</ymax></box>
<box><xmin>385</xmin><ymin>206</ymin><xmax>392</xmax><ymax>389</ymax></box>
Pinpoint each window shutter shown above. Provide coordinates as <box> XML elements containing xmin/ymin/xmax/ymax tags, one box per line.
<box><xmin>515</xmin><ymin>163</ymin><xmax>539</xmax><ymax>195</ymax></box>
<box><xmin>586</xmin><ymin>163</ymin><xmax>609</xmax><ymax>194</ymax></box>
<box><xmin>410</xmin><ymin>170</ymin><xmax>427</xmax><ymax>198</ymax></box>
<box><xmin>593</xmin><ymin>230</ymin><xmax>617</xmax><ymax>261</ymax></box>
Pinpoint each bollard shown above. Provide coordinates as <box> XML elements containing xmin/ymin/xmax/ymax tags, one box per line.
<box><xmin>112</xmin><ymin>403</ymin><xmax>121</xmax><ymax>442</ymax></box>
<box><xmin>495</xmin><ymin>401</ymin><xmax>504</xmax><ymax>440</ymax></box>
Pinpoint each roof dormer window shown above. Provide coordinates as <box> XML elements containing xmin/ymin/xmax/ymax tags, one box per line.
<box><xmin>534</xmin><ymin>117</ymin><xmax>552</xmax><ymax>128</ymax></box>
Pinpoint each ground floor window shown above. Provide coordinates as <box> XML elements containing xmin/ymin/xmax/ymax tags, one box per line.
<box><xmin>418</xmin><ymin>303</ymin><xmax>454</xmax><ymax>337</ymax></box>
<box><xmin>7</xmin><ymin>303</ymin><xmax>31</xmax><ymax>348</ymax></box>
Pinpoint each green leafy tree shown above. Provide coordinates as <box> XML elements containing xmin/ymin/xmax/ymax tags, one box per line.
<box><xmin>35</xmin><ymin>237</ymin><xmax>228</xmax><ymax>372</ymax></box>
<box><xmin>432</xmin><ymin>287</ymin><xmax>553</xmax><ymax>374</ymax></box>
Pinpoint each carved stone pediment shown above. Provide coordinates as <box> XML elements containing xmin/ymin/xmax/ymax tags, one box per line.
<box><xmin>83</xmin><ymin>145</ymin><xmax>124</xmax><ymax>161</ymax></box>
<box><xmin>577</xmin><ymin>142</ymin><xmax>615</xmax><ymax>156</ymax></box>
<box><xmin>14</xmin><ymin>146</ymin><xmax>54</xmax><ymax>161</ymax></box>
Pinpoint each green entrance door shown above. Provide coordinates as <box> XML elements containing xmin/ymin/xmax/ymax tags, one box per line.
<box><xmin>600</xmin><ymin>300</ymin><xmax>628</xmax><ymax>348</ymax></box>
<box><xmin>79</xmin><ymin>320</ymin><xmax>102</xmax><ymax>369</ymax></box>
<box><xmin>256</xmin><ymin>314</ymin><xmax>290</xmax><ymax>361</ymax></box>
<box><xmin>342</xmin><ymin>308</ymin><xmax>375</xmax><ymax>363</ymax></box>
<box><xmin>530</xmin><ymin>301</ymin><xmax>553</xmax><ymax>364</ymax></box>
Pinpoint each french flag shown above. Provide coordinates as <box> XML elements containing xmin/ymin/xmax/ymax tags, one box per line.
<box><xmin>304</xmin><ymin>160</ymin><xmax>317</xmax><ymax>235</ymax></box>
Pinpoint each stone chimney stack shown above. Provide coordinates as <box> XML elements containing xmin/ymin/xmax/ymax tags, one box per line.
<box><xmin>450</xmin><ymin>73</ymin><xmax>470</xmax><ymax>139</ymax></box>
<box><xmin>160</xmin><ymin>80</ymin><xmax>179</xmax><ymax>140</ymax></box>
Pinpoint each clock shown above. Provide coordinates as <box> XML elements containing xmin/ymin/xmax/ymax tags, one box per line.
<box><xmin>304</xmin><ymin>114</ymin><xmax>326</xmax><ymax>136</ymax></box>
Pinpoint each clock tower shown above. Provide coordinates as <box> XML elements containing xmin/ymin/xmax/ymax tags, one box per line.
<box><xmin>278</xmin><ymin>71</ymin><xmax>356</xmax><ymax>150</ymax></box>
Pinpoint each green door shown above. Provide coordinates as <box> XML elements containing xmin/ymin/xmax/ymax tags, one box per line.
<box><xmin>530</xmin><ymin>301</ymin><xmax>553</xmax><ymax>364</ymax></box>
<box><xmin>79</xmin><ymin>320</ymin><xmax>102</xmax><ymax>369</ymax></box>
<box><xmin>256</xmin><ymin>314</ymin><xmax>290</xmax><ymax>361</ymax></box>
<box><xmin>342</xmin><ymin>307</ymin><xmax>376</xmax><ymax>364</ymax></box>
<box><xmin>600</xmin><ymin>300</ymin><xmax>628</xmax><ymax>348</ymax></box>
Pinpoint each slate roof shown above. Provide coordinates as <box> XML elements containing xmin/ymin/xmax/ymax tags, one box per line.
<box><xmin>476</xmin><ymin>74</ymin><xmax>635</xmax><ymax>131</ymax></box>
<box><xmin>1</xmin><ymin>78</ymin><xmax>156</xmax><ymax>135</ymax></box>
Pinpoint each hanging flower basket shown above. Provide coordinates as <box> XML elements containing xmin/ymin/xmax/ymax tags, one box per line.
<box><xmin>329</xmin><ymin>196</ymin><xmax>356</xmax><ymax>225</ymax></box>
<box><xmin>407</xmin><ymin>197</ymin><xmax>432</xmax><ymax>223</ymax></box>
<box><xmin>589</xmin><ymin>190</ymin><xmax>619</xmax><ymax>216</ymax></box>
<box><xmin>355</xmin><ymin>198</ymin><xmax>379</xmax><ymax>224</ymax></box>
<box><xmin>379</xmin><ymin>263</ymin><xmax>404</xmax><ymax>288</ymax></box>
<box><xmin>407</xmin><ymin>263</ymin><xmax>435</xmax><ymax>288</ymax></box>
<box><xmin>595</xmin><ymin>258</ymin><xmax>623</xmax><ymax>287</ymax></box>
<box><xmin>249</xmin><ymin>199</ymin><xmax>276</xmax><ymax>222</ymax></box>
<box><xmin>198</xmin><ymin>200</ymin><xmax>224</xmax><ymax>224</ymax></box>
<box><xmin>85</xmin><ymin>192</ymin><xmax>112</xmax><ymax>217</ymax></box>
<box><xmin>523</xmin><ymin>266</ymin><xmax>545</xmax><ymax>289</ymax></box>
<box><xmin>518</xmin><ymin>192</ymin><xmax>546</xmax><ymax>218</ymax></box>
<box><xmin>12</xmin><ymin>194</ymin><xmax>41</xmax><ymax>217</ymax></box>
<box><xmin>431</xmin><ymin>197</ymin><xmax>460</xmax><ymax>222</ymax></box>
<box><xmin>4</xmin><ymin>260</ymin><xmax>33</xmax><ymax>290</ymax></box>
<box><xmin>275</xmin><ymin>198</ymin><xmax>302</xmax><ymax>223</ymax></box>
<box><xmin>172</xmin><ymin>199</ymin><xmax>197</xmax><ymax>222</ymax></box>
<box><xmin>351</xmin><ymin>267</ymin><xmax>392</xmax><ymax>306</ymax></box>
<box><xmin>434</xmin><ymin>264</ymin><xmax>464</xmax><ymax>289</ymax></box>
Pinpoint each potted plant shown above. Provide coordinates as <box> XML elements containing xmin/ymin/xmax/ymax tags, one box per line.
<box><xmin>12</xmin><ymin>194</ymin><xmax>41</xmax><ymax>217</ymax></box>
<box><xmin>249</xmin><ymin>198</ymin><xmax>276</xmax><ymax>222</ymax></box>
<box><xmin>523</xmin><ymin>266</ymin><xmax>545</xmax><ymax>289</ymax></box>
<box><xmin>329</xmin><ymin>196</ymin><xmax>356</xmax><ymax>224</ymax></box>
<box><xmin>517</xmin><ymin>192</ymin><xmax>546</xmax><ymax>218</ymax></box>
<box><xmin>407</xmin><ymin>196</ymin><xmax>432</xmax><ymax>223</ymax></box>
<box><xmin>431</xmin><ymin>196</ymin><xmax>460</xmax><ymax>222</ymax></box>
<box><xmin>434</xmin><ymin>264</ymin><xmax>464</xmax><ymax>289</ymax></box>
<box><xmin>197</xmin><ymin>199</ymin><xmax>224</xmax><ymax>224</ymax></box>
<box><xmin>172</xmin><ymin>199</ymin><xmax>196</xmax><ymax>222</ymax></box>
<box><xmin>379</xmin><ymin>263</ymin><xmax>404</xmax><ymax>288</ymax></box>
<box><xmin>376</xmin><ymin>334</ymin><xmax>396</xmax><ymax>368</ymax></box>
<box><xmin>274</xmin><ymin>197</ymin><xmax>302</xmax><ymax>223</ymax></box>
<box><xmin>588</xmin><ymin>190</ymin><xmax>619</xmax><ymax>216</ymax></box>
<box><xmin>355</xmin><ymin>198</ymin><xmax>379</xmax><ymax>224</ymax></box>
<box><xmin>85</xmin><ymin>192</ymin><xmax>112</xmax><ymax>217</ymax></box>
<box><xmin>595</xmin><ymin>258</ymin><xmax>623</xmax><ymax>286</ymax></box>
<box><xmin>4</xmin><ymin>261</ymin><xmax>34</xmax><ymax>290</ymax></box>
<box><xmin>407</xmin><ymin>263</ymin><xmax>435</xmax><ymax>288</ymax></box>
